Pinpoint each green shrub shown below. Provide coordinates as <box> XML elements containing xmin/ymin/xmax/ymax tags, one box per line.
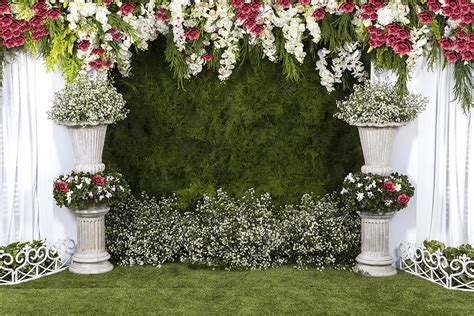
<box><xmin>104</xmin><ymin>40</ymin><xmax>363</xmax><ymax>209</ymax></box>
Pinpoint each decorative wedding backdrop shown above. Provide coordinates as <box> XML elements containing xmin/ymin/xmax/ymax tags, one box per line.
<box><xmin>0</xmin><ymin>0</ymin><xmax>473</xmax><ymax>282</ymax></box>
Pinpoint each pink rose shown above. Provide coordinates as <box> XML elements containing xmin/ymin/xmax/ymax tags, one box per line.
<box><xmin>384</xmin><ymin>181</ymin><xmax>397</xmax><ymax>193</ymax></box>
<box><xmin>361</xmin><ymin>3</ymin><xmax>376</xmax><ymax>15</ymax></box>
<box><xmin>417</xmin><ymin>12</ymin><xmax>432</xmax><ymax>24</ymax></box>
<box><xmin>386</xmin><ymin>23</ymin><xmax>401</xmax><ymax>35</ymax></box>
<box><xmin>368</xmin><ymin>39</ymin><xmax>385</xmax><ymax>47</ymax></box>
<box><xmin>385</xmin><ymin>34</ymin><xmax>399</xmax><ymax>47</ymax></box>
<box><xmin>92</xmin><ymin>175</ymin><xmax>105</xmax><ymax>186</ymax></box>
<box><xmin>244</xmin><ymin>18</ymin><xmax>256</xmax><ymax>29</ymax></box>
<box><xmin>427</xmin><ymin>0</ymin><xmax>442</xmax><ymax>12</ymax></box>
<box><xmin>202</xmin><ymin>52</ymin><xmax>213</xmax><ymax>62</ymax></box>
<box><xmin>14</xmin><ymin>35</ymin><xmax>26</xmax><ymax>46</ymax></box>
<box><xmin>369</xmin><ymin>0</ymin><xmax>385</xmax><ymax>10</ymax></box>
<box><xmin>396</xmin><ymin>28</ymin><xmax>410</xmax><ymax>39</ymax></box>
<box><xmin>231</xmin><ymin>0</ymin><xmax>245</xmax><ymax>9</ymax></box>
<box><xmin>1</xmin><ymin>30</ymin><xmax>13</xmax><ymax>39</ymax></box>
<box><xmin>312</xmin><ymin>8</ymin><xmax>326</xmax><ymax>20</ymax></box>
<box><xmin>461</xmin><ymin>50</ymin><xmax>473</xmax><ymax>61</ymax></box>
<box><xmin>393</xmin><ymin>39</ymin><xmax>413</xmax><ymax>55</ymax></box>
<box><xmin>32</xmin><ymin>2</ymin><xmax>47</xmax><ymax>13</ymax></box>
<box><xmin>248</xmin><ymin>11</ymin><xmax>259</xmax><ymax>21</ymax></box>
<box><xmin>185</xmin><ymin>27</ymin><xmax>200</xmax><ymax>41</ymax></box>
<box><xmin>0</xmin><ymin>15</ymin><xmax>13</xmax><ymax>27</ymax></box>
<box><xmin>0</xmin><ymin>3</ymin><xmax>10</xmax><ymax>14</ymax></box>
<box><xmin>396</xmin><ymin>194</ymin><xmax>411</xmax><ymax>205</ymax></box>
<box><xmin>155</xmin><ymin>8</ymin><xmax>169</xmax><ymax>21</ymax></box>
<box><xmin>438</xmin><ymin>37</ymin><xmax>454</xmax><ymax>49</ymax></box>
<box><xmin>250</xmin><ymin>2</ymin><xmax>261</xmax><ymax>11</ymax></box>
<box><xmin>340</xmin><ymin>1</ymin><xmax>355</xmax><ymax>13</ymax></box>
<box><xmin>461</xmin><ymin>12</ymin><xmax>473</xmax><ymax>23</ymax></box>
<box><xmin>444</xmin><ymin>50</ymin><xmax>460</xmax><ymax>62</ymax></box>
<box><xmin>454</xmin><ymin>38</ymin><xmax>466</xmax><ymax>50</ymax></box>
<box><xmin>55</xmin><ymin>181</ymin><xmax>69</xmax><ymax>193</ymax></box>
<box><xmin>299</xmin><ymin>0</ymin><xmax>311</xmax><ymax>5</ymax></box>
<box><xmin>48</xmin><ymin>8</ymin><xmax>62</xmax><ymax>20</ymax></box>
<box><xmin>120</xmin><ymin>3</ymin><xmax>135</xmax><ymax>15</ymax></box>
<box><xmin>29</xmin><ymin>16</ymin><xmax>44</xmax><ymax>27</ymax></box>
<box><xmin>92</xmin><ymin>48</ymin><xmax>105</xmax><ymax>55</ymax></box>
<box><xmin>76</xmin><ymin>40</ymin><xmax>90</xmax><ymax>51</ymax></box>
<box><xmin>236</xmin><ymin>11</ymin><xmax>248</xmax><ymax>20</ymax></box>
<box><xmin>250</xmin><ymin>24</ymin><xmax>265</xmax><ymax>36</ymax></box>
<box><xmin>241</xmin><ymin>4</ymin><xmax>252</xmax><ymax>14</ymax></box>
<box><xmin>277</xmin><ymin>0</ymin><xmax>293</xmax><ymax>9</ymax></box>
<box><xmin>103</xmin><ymin>0</ymin><xmax>112</xmax><ymax>5</ymax></box>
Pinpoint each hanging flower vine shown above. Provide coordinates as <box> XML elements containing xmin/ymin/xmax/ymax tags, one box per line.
<box><xmin>0</xmin><ymin>0</ymin><xmax>472</xmax><ymax>110</ymax></box>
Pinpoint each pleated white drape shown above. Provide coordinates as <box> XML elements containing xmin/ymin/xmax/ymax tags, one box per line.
<box><xmin>0</xmin><ymin>54</ymin><xmax>40</xmax><ymax>245</ymax></box>
<box><xmin>428</xmin><ymin>65</ymin><xmax>473</xmax><ymax>246</ymax></box>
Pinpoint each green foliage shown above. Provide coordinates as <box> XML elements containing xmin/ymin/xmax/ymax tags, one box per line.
<box><xmin>453</xmin><ymin>62</ymin><xmax>473</xmax><ymax>112</ymax></box>
<box><xmin>104</xmin><ymin>39</ymin><xmax>363</xmax><ymax>208</ymax></box>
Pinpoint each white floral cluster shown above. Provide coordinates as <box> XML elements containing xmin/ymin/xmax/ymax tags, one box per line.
<box><xmin>375</xmin><ymin>0</ymin><xmax>410</xmax><ymax>27</ymax></box>
<box><xmin>47</xmin><ymin>75</ymin><xmax>128</xmax><ymax>126</ymax></box>
<box><xmin>106</xmin><ymin>189</ymin><xmax>361</xmax><ymax>270</ymax></box>
<box><xmin>334</xmin><ymin>80</ymin><xmax>428</xmax><ymax>125</ymax></box>
<box><xmin>169</xmin><ymin>0</ymin><xmax>187</xmax><ymax>52</ymax></box>
<box><xmin>106</xmin><ymin>192</ymin><xmax>183</xmax><ymax>267</ymax></box>
<box><xmin>280</xmin><ymin>193</ymin><xmax>360</xmax><ymax>269</ymax></box>
<box><xmin>272</xmin><ymin>7</ymin><xmax>306</xmax><ymax>63</ymax></box>
<box><xmin>406</xmin><ymin>25</ymin><xmax>430</xmax><ymax>70</ymax></box>
<box><xmin>183</xmin><ymin>189</ymin><xmax>283</xmax><ymax>270</ymax></box>
<box><xmin>316</xmin><ymin>42</ymin><xmax>367</xmax><ymax>92</ymax></box>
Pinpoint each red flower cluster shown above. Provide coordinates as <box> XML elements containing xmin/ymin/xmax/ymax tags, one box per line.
<box><xmin>0</xmin><ymin>0</ymin><xmax>61</xmax><ymax>48</ymax></box>
<box><xmin>439</xmin><ymin>32</ymin><xmax>474</xmax><ymax>62</ymax></box>
<box><xmin>155</xmin><ymin>8</ymin><xmax>169</xmax><ymax>22</ymax></box>
<box><xmin>368</xmin><ymin>23</ymin><xmax>413</xmax><ymax>55</ymax></box>
<box><xmin>107</xmin><ymin>28</ymin><xmax>122</xmax><ymax>41</ymax></box>
<box><xmin>384</xmin><ymin>181</ymin><xmax>410</xmax><ymax>205</ymax></box>
<box><xmin>119</xmin><ymin>2</ymin><xmax>135</xmax><ymax>16</ymax></box>
<box><xmin>202</xmin><ymin>52</ymin><xmax>213</xmax><ymax>62</ymax></box>
<box><xmin>360</xmin><ymin>0</ymin><xmax>384</xmax><ymax>20</ymax></box>
<box><xmin>92</xmin><ymin>175</ymin><xmax>105</xmax><ymax>187</ymax></box>
<box><xmin>232</xmin><ymin>0</ymin><xmax>265</xmax><ymax>36</ymax></box>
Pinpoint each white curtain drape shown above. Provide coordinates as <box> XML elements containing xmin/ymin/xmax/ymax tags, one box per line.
<box><xmin>0</xmin><ymin>54</ymin><xmax>40</xmax><ymax>245</ymax></box>
<box><xmin>428</xmin><ymin>65</ymin><xmax>474</xmax><ymax>246</ymax></box>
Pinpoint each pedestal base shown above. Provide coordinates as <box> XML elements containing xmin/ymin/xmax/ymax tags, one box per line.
<box><xmin>69</xmin><ymin>260</ymin><xmax>113</xmax><ymax>274</ymax></box>
<box><xmin>354</xmin><ymin>263</ymin><xmax>397</xmax><ymax>277</ymax></box>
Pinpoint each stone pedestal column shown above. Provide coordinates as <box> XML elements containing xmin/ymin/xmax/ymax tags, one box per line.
<box><xmin>354</xmin><ymin>212</ymin><xmax>397</xmax><ymax>277</ymax></box>
<box><xmin>69</xmin><ymin>206</ymin><xmax>113</xmax><ymax>274</ymax></box>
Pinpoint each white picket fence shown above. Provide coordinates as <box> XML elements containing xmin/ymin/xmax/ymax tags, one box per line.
<box><xmin>399</xmin><ymin>242</ymin><xmax>474</xmax><ymax>292</ymax></box>
<box><xmin>0</xmin><ymin>239</ymin><xmax>75</xmax><ymax>285</ymax></box>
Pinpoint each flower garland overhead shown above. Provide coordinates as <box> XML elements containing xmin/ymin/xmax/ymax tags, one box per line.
<box><xmin>0</xmin><ymin>0</ymin><xmax>472</xmax><ymax>109</ymax></box>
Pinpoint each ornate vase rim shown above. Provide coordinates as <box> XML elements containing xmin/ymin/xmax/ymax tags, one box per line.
<box><xmin>59</xmin><ymin>121</ymin><xmax>112</xmax><ymax>127</ymax></box>
<box><xmin>353</xmin><ymin>122</ymin><xmax>407</xmax><ymax>127</ymax></box>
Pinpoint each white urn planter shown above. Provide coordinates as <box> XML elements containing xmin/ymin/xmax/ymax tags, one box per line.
<box><xmin>69</xmin><ymin>206</ymin><xmax>113</xmax><ymax>274</ymax></box>
<box><xmin>66</xmin><ymin>123</ymin><xmax>108</xmax><ymax>174</ymax></box>
<box><xmin>354</xmin><ymin>212</ymin><xmax>397</xmax><ymax>277</ymax></box>
<box><xmin>355</xmin><ymin>123</ymin><xmax>405</xmax><ymax>176</ymax></box>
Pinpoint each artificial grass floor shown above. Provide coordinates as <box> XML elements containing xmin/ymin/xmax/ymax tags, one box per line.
<box><xmin>1</xmin><ymin>264</ymin><xmax>473</xmax><ymax>314</ymax></box>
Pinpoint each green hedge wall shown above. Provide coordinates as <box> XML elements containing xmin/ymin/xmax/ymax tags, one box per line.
<box><xmin>104</xmin><ymin>40</ymin><xmax>363</xmax><ymax>208</ymax></box>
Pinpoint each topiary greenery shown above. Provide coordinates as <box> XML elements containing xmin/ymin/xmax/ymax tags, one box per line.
<box><xmin>104</xmin><ymin>39</ymin><xmax>363</xmax><ymax>208</ymax></box>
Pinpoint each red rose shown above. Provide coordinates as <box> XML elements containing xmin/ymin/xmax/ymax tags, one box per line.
<box><xmin>231</xmin><ymin>0</ymin><xmax>245</xmax><ymax>9</ymax></box>
<box><xmin>340</xmin><ymin>1</ymin><xmax>355</xmax><ymax>13</ymax></box>
<box><xmin>396</xmin><ymin>194</ymin><xmax>411</xmax><ymax>205</ymax></box>
<box><xmin>76</xmin><ymin>40</ymin><xmax>90</xmax><ymax>51</ymax></box>
<box><xmin>0</xmin><ymin>16</ymin><xmax>13</xmax><ymax>27</ymax></box>
<box><xmin>155</xmin><ymin>8</ymin><xmax>168</xmax><ymax>21</ymax></box>
<box><xmin>236</xmin><ymin>11</ymin><xmax>248</xmax><ymax>20</ymax></box>
<box><xmin>369</xmin><ymin>0</ymin><xmax>385</xmax><ymax>10</ymax></box>
<box><xmin>48</xmin><ymin>8</ymin><xmax>62</xmax><ymax>20</ymax></box>
<box><xmin>299</xmin><ymin>0</ymin><xmax>311</xmax><ymax>5</ymax></box>
<box><xmin>250</xmin><ymin>24</ymin><xmax>265</xmax><ymax>36</ymax></box>
<box><xmin>14</xmin><ymin>35</ymin><xmax>26</xmax><ymax>46</ymax></box>
<box><xmin>0</xmin><ymin>3</ymin><xmax>10</xmax><ymax>14</ymax></box>
<box><xmin>29</xmin><ymin>16</ymin><xmax>44</xmax><ymax>27</ymax></box>
<box><xmin>396</xmin><ymin>28</ymin><xmax>410</xmax><ymax>39</ymax></box>
<box><xmin>112</xmin><ymin>33</ymin><xmax>122</xmax><ymax>41</ymax></box>
<box><xmin>184</xmin><ymin>27</ymin><xmax>200</xmax><ymax>41</ymax></box>
<box><xmin>312</xmin><ymin>8</ymin><xmax>326</xmax><ymax>20</ymax></box>
<box><xmin>384</xmin><ymin>181</ymin><xmax>397</xmax><ymax>192</ymax></box>
<box><xmin>104</xmin><ymin>60</ymin><xmax>113</xmax><ymax>68</ymax></box>
<box><xmin>2</xmin><ymin>30</ymin><xmax>12</xmax><ymax>39</ymax></box>
<box><xmin>444</xmin><ymin>50</ymin><xmax>460</xmax><ymax>62</ymax></box>
<box><xmin>55</xmin><ymin>180</ymin><xmax>69</xmax><ymax>193</ymax></box>
<box><xmin>250</xmin><ymin>2</ymin><xmax>262</xmax><ymax>11</ymax></box>
<box><xmin>248</xmin><ymin>11</ymin><xmax>259</xmax><ymax>21</ymax></box>
<box><xmin>386</xmin><ymin>23</ymin><xmax>401</xmax><ymax>35</ymax></box>
<box><xmin>461</xmin><ymin>12</ymin><xmax>473</xmax><ymax>23</ymax></box>
<box><xmin>92</xmin><ymin>48</ymin><xmax>105</xmax><ymax>55</ymax></box>
<box><xmin>32</xmin><ymin>2</ymin><xmax>47</xmax><ymax>13</ymax></box>
<box><xmin>244</xmin><ymin>18</ymin><xmax>256</xmax><ymax>29</ymax></box>
<box><xmin>368</xmin><ymin>39</ymin><xmax>385</xmax><ymax>47</ymax></box>
<box><xmin>103</xmin><ymin>0</ymin><xmax>112</xmax><ymax>5</ymax></box>
<box><xmin>120</xmin><ymin>3</ymin><xmax>135</xmax><ymax>15</ymax></box>
<box><xmin>277</xmin><ymin>0</ymin><xmax>293</xmax><ymax>9</ymax></box>
<box><xmin>241</xmin><ymin>4</ymin><xmax>252</xmax><ymax>14</ymax></box>
<box><xmin>461</xmin><ymin>50</ymin><xmax>473</xmax><ymax>61</ymax></box>
<box><xmin>417</xmin><ymin>12</ymin><xmax>432</xmax><ymax>24</ymax></box>
<box><xmin>445</xmin><ymin>0</ymin><xmax>458</xmax><ymax>7</ymax></box>
<box><xmin>438</xmin><ymin>37</ymin><xmax>454</xmax><ymax>49</ymax></box>
<box><xmin>385</xmin><ymin>34</ymin><xmax>399</xmax><ymax>47</ymax></box>
<box><xmin>92</xmin><ymin>175</ymin><xmax>105</xmax><ymax>186</ymax></box>
<box><xmin>202</xmin><ymin>52</ymin><xmax>213</xmax><ymax>62</ymax></box>
<box><xmin>454</xmin><ymin>38</ymin><xmax>466</xmax><ymax>50</ymax></box>
<box><xmin>427</xmin><ymin>0</ymin><xmax>442</xmax><ymax>12</ymax></box>
<box><xmin>393</xmin><ymin>39</ymin><xmax>413</xmax><ymax>55</ymax></box>
<box><xmin>361</xmin><ymin>3</ymin><xmax>376</xmax><ymax>15</ymax></box>
<box><xmin>3</xmin><ymin>37</ymin><xmax>16</xmax><ymax>48</ymax></box>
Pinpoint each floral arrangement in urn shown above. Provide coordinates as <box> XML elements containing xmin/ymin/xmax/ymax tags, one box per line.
<box><xmin>340</xmin><ymin>172</ymin><xmax>415</xmax><ymax>214</ymax></box>
<box><xmin>53</xmin><ymin>171</ymin><xmax>130</xmax><ymax>209</ymax></box>
<box><xmin>334</xmin><ymin>81</ymin><xmax>428</xmax><ymax>126</ymax></box>
<box><xmin>47</xmin><ymin>75</ymin><xmax>128</xmax><ymax>126</ymax></box>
